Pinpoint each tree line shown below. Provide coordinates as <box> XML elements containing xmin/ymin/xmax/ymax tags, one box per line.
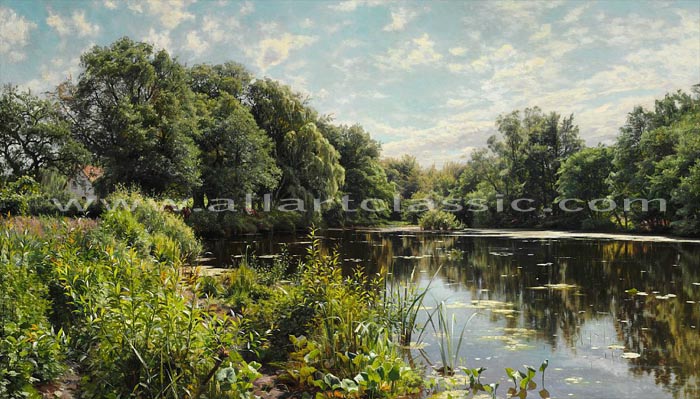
<box><xmin>1</xmin><ymin>37</ymin><xmax>698</xmax><ymax>235</ymax></box>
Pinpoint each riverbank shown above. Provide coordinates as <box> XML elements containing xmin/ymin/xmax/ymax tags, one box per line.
<box><xmin>347</xmin><ymin>225</ymin><xmax>700</xmax><ymax>243</ymax></box>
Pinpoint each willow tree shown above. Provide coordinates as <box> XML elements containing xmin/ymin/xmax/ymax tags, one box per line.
<box><xmin>246</xmin><ymin>79</ymin><xmax>344</xmax><ymax>204</ymax></box>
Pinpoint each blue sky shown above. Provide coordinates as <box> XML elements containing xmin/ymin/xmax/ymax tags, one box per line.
<box><xmin>1</xmin><ymin>0</ymin><xmax>699</xmax><ymax>165</ymax></box>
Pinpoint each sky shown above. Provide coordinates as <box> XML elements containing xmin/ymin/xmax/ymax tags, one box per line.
<box><xmin>1</xmin><ymin>0</ymin><xmax>699</xmax><ymax>166</ymax></box>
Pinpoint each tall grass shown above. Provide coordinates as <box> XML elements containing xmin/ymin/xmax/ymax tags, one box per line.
<box><xmin>385</xmin><ymin>265</ymin><xmax>441</xmax><ymax>347</ymax></box>
<box><xmin>429</xmin><ymin>302</ymin><xmax>475</xmax><ymax>376</ymax></box>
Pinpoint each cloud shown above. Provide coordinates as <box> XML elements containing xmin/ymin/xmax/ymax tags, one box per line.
<box><xmin>316</xmin><ymin>88</ymin><xmax>329</xmax><ymax>100</ymax></box>
<box><xmin>0</xmin><ymin>7</ymin><xmax>36</xmax><ymax>62</ymax></box>
<box><xmin>103</xmin><ymin>0</ymin><xmax>118</xmax><ymax>10</ymax></box>
<box><xmin>24</xmin><ymin>52</ymin><xmax>83</xmax><ymax>93</ymax></box>
<box><xmin>250</xmin><ymin>33</ymin><xmax>318</xmax><ymax>71</ymax></box>
<box><xmin>46</xmin><ymin>10</ymin><xmax>100</xmax><ymax>37</ymax></box>
<box><xmin>202</xmin><ymin>16</ymin><xmax>229</xmax><ymax>42</ymax></box>
<box><xmin>143</xmin><ymin>28</ymin><xmax>172</xmax><ymax>51</ymax></box>
<box><xmin>449</xmin><ymin>44</ymin><xmax>517</xmax><ymax>74</ymax></box>
<box><xmin>562</xmin><ymin>3</ymin><xmax>590</xmax><ymax>24</ymax></box>
<box><xmin>300</xmin><ymin>18</ymin><xmax>314</xmax><ymax>29</ymax></box>
<box><xmin>376</xmin><ymin>33</ymin><xmax>442</xmax><ymax>70</ymax></box>
<box><xmin>185</xmin><ymin>31</ymin><xmax>209</xmax><ymax>55</ymax></box>
<box><xmin>239</xmin><ymin>1</ymin><xmax>255</xmax><ymax>16</ymax></box>
<box><xmin>329</xmin><ymin>0</ymin><xmax>384</xmax><ymax>12</ymax></box>
<box><xmin>529</xmin><ymin>24</ymin><xmax>551</xmax><ymax>41</ymax></box>
<box><xmin>383</xmin><ymin>7</ymin><xmax>418</xmax><ymax>32</ymax></box>
<box><xmin>134</xmin><ymin>0</ymin><xmax>195</xmax><ymax>29</ymax></box>
<box><xmin>449</xmin><ymin>47</ymin><xmax>467</xmax><ymax>56</ymax></box>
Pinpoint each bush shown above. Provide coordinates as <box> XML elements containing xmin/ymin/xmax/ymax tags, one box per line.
<box><xmin>99</xmin><ymin>189</ymin><xmax>202</xmax><ymax>263</ymax></box>
<box><xmin>419</xmin><ymin>209</ymin><xmax>461</xmax><ymax>230</ymax></box>
<box><xmin>0</xmin><ymin>228</ymin><xmax>65</xmax><ymax>398</ymax></box>
<box><xmin>0</xmin><ymin>176</ymin><xmax>40</xmax><ymax>216</ymax></box>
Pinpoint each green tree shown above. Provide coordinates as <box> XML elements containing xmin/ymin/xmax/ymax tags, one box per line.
<box><xmin>246</xmin><ymin>79</ymin><xmax>344</xmax><ymax>203</ymax></box>
<box><xmin>320</xmin><ymin>122</ymin><xmax>394</xmax><ymax>224</ymax></box>
<box><xmin>609</xmin><ymin>90</ymin><xmax>698</xmax><ymax>230</ymax></box>
<box><xmin>485</xmin><ymin>107</ymin><xmax>583</xmax><ymax>224</ymax></box>
<box><xmin>382</xmin><ymin>154</ymin><xmax>421</xmax><ymax>199</ymax></box>
<box><xmin>63</xmin><ymin>37</ymin><xmax>200</xmax><ymax>196</ymax></box>
<box><xmin>0</xmin><ymin>86</ymin><xmax>88</xmax><ymax>180</ymax></box>
<box><xmin>556</xmin><ymin>146</ymin><xmax>614</xmax><ymax>222</ymax></box>
<box><xmin>189</xmin><ymin>64</ymin><xmax>279</xmax><ymax>208</ymax></box>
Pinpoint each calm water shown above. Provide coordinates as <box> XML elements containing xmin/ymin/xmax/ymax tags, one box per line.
<box><xmin>205</xmin><ymin>229</ymin><xmax>700</xmax><ymax>399</ymax></box>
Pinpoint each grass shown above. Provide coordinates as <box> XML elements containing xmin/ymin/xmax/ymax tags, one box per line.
<box><xmin>428</xmin><ymin>302</ymin><xmax>475</xmax><ymax>376</ymax></box>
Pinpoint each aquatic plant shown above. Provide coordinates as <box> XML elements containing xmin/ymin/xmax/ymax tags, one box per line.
<box><xmin>429</xmin><ymin>302</ymin><xmax>474</xmax><ymax>376</ymax></box>
<box><xmin>386</xmin><ymin>265</ymin><xmax>441</xmax><ymax>346</ymax></box>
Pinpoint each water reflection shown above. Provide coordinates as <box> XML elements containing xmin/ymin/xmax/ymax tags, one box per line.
<box><xmin>206</xmin><ymin>230</ymin><xmax>700</xmax><ymax>399</ymax></box>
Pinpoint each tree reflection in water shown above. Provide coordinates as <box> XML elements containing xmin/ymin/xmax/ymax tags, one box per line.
<box><xmin>207</xmin><ymin>230</ymin><xmax>700</xmax><ymax>398</ymax></box>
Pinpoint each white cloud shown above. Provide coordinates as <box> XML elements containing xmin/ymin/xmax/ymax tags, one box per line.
<box><xmin>72</xmin><ymin>11</ymin><xmax>100</xmax><ymax>37</ymax></box>
<box><xmin>46</xmin><ymin>12</ymin><xmax>71</xmax><ymax>36</ymax></box>
<box><xmin>143</xmin><ymin>28</ymin><xmax>172</xmax><ymax>51</ymax></box>
<box><xmin>376</xmin><ymin>33</ymin><xmax>442</xmax><ymax>70</ymax></box>
<box><xmin>325</xmin><ymin>19</ymin><xmax>352</xmax><ymax>34</ymax></box>
<box><xmin>139</xmin><ymin>0</ymin><xmax>195</xmax><ymax>29</ymax></box>
<box><xmin>562</xmin><ymin>3</ymin><xmax>590</xmax><ymax>24</ymax></box>
<box><xmin>240</xmin><ymin>1</ymin><xmax>255</xmax><ymax>16</ymax></box>
<box><xmin>104</xmin><ymin>0</ymin><xmax>118</xmax><ymax>10</ymax></box>
<box><xmin>126</xmin><ymin>0</ymin><xmax>144</xmax><ymax>13</ymax></box>
<box><xmin>383</xmin><ymin>7</ymin><xmax>418</xmax><ymax>32</ymax></box>
<box><xmin>316</xmin><ymin>88</ymin><xmax>329</xmax><ymax>100</ymax></box>
<box><xmin>300</xmin><ymin>18</ymin><xmax>314</xmax><ymax>29</ymax></box>
<box><xmin>329</xmin><ymin>0</ymin><xmax>384</xmax><ymax>12</ymax></box>
<box><xmin>46</xmin><ymin>10</ymin><xmax>99</xmax><ymax>37</ymax></box>
<box><xmin>185</xmin><ymin>31</ymin><xmax>209</xmax><ymax>55</ymax></box>
<box><xmin>529</xmin><ymin>24</ymin><xmax>551</xmax><ymax>41</ymax></box>
<box><xmin>448</xmin><ymin>47</ymin><xmax>467</xmax><ymax>56</ymax></box>
<box><xmin>0</xmin><ymin>7</ymin><xmax>36</xmax><ymax>62</ymax></box>
<box><xmin>24</xmin><ymin>53</ymin><xmax>82</xmax><ymax>93</ymax></box>
<box><xmin>202</xmin><ymin>16</ymin><xmax>229</xmax><ymax>42</ymax></box>
<box><xmin>449</xmin><ymin>44</ymin><xmax>517</xmax><ymax>74</ymax></box>
<box><xmin>341</xmin><ymin>38</ymin><xmax>363</xmax><ymax>48</ymax></box>
<box><xmin>249</xmin><ymin>33</ymin><xmax>318</xmax><ymax>71</ymax></box>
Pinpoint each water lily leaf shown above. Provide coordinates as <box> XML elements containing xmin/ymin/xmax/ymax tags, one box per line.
<box><xmin>621</xmin><ymin>352</ymin><xmax>641</xmax><ymax>359</ymax></box>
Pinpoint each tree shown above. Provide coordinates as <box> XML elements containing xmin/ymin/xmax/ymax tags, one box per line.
<box><xmin>246</xmin><ymin>79</ymin><xmax>343</xmax><ymax>203</ymax></box>
<box><xmin>382</xmin><ymin>154</ymin><xmax>421</xmax><ymax>199</ymax></box>
<box><xmin>0</xmin><ymin>86</ymin><xmax>88</xmax><ymax>180</ymax></box>
<box><xmin>189</xmin><ymin>62</ymin><xmax>252</xmax><ymax>101</ymax></box>
<box><xmin>556</xmin><ymin>146</ymin><xmax>613</xmax><ymax>220</ymax></box>
<box><xmin>189</xmin><ymin>64</ymin><xmax>279</xmax><ymax>207</ymax></box>
<box><xmin>609</xmin><ymin>90</ymin><xmax>699</xmax><ymax>230</ymax></box>
<box><xmin>486</xmin><ymin>107</ymin><xmax>583</xmax><ymax>224</ymax></box>
<box><xmin>522</xmin><ymin>110</ymin><xmax>582</xmax><ymax>212</ymax></box>
<box><xmin>62</xmin><ymin>37</ymin><xmax>200</xmax><ymax>196</ymax></box>
<box><xmin>196</xmin><ymin>98</ymin><xmax>280</xmax><ymax>205</ymax></box>
<box><xmin>319</xmin><ymin>122</ymin><xmax>394</xmax><ymax>224</ymax></box>
<box><xmin>279</xmin><ymin>122</ymin><xmax>344</xmax><ymax>201</ymax></box>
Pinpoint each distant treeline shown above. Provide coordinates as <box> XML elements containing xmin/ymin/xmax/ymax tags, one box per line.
<box><xmin>1</xmin><ymin>37</ymin><xmax>699</xmax><ymax>235</ymax></box>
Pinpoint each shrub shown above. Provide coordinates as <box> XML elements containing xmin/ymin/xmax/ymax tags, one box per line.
<box><xmin>419</xmin><ymin>209</ymin><xmax>461</xmax><ymax>230</ymax></box>
<box><xmin>0</xmin><ymin>229</ymin><xmax>65</xmax><ymax>398</ymax></box>
<box><xmin>0</xmin><ymin>176</ymin><xmax>40</xmax><ymax>216</ymax></box>
<box><xmin>98</xmin><ymin>189</ymin><xmax>202</xmax><ymax>264</ymax></box>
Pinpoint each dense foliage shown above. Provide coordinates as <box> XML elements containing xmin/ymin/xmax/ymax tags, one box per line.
<box><xmin>0</xmin><ymin>36</ymin><xmax>698</xmax><ymax>236</ymax></box>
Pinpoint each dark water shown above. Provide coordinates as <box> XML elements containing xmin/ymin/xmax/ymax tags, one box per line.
<box><xmin>205</xmin><ymin>229</ymin><xmax>700</xmax><ymax>399</ymax></box>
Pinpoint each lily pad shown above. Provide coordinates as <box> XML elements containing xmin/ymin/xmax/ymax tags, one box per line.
<box><xmin>621</xmin><ymin>352</ymin><xmax>641</xmax><ymax>359</ymax></box>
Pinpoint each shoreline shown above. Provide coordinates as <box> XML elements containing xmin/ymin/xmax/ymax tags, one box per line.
<box><xmin>338</xmin><ymin>225</ymin><xmax>700</xmax><ymax>243</ymax></box>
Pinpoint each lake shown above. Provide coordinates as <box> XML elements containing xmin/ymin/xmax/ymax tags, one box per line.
<box><xmin>205</xmin><ymin>228</ymin><xmax>700</xmax><ymax>399</ymax></box>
